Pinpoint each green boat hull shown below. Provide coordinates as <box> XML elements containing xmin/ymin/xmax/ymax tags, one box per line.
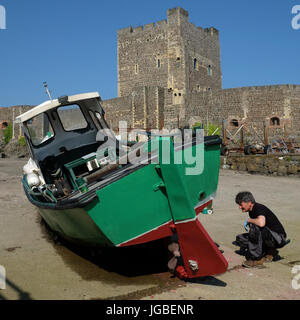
<box><xmin>33</xmin><ymin>137</ymin><xmax>221</xmax><ymax>248</ymax></box>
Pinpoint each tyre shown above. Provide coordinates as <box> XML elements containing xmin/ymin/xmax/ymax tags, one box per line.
<box><xmin>264</xmin><ymin>145</ymin><xmax>272</xmax><ymax>154</ymax></box>
<box><xmin>221</xmin><ymin>145</ymin><xmax>229</xmax><ymax>156</ymax></box>
<box><xmin>245</xmin><ymin>145</ymin><xmax>257</xmax><ymax>155</ymax></box>
<box><xmin>244</xmin><ymin>145</ymin><xmax>251</xmax><ymax>155</ymax></box>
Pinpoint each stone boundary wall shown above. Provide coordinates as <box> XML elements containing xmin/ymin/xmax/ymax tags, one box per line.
<box><xmin>184</xmin><ymin>84</ymin><xmax>300</xmax><ymax>141</ymax></box>
<box><xmin>0</xmin><ymin>106</ymin><xmax>34</xmax><ymax>139</ymax></box>
<box><xmin>0</xmin><ymin>105</ymin><xmax>34</xmax><ymax>123</ymax></box>
<box><xmin>221</xmin><ymin>154</ymin><xmax>300</xmax><ymax>177</ymax></box>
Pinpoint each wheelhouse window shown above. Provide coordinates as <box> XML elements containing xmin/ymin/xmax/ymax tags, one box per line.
<box><xmin>95</xmin><ymin>111</ymin><xmax>106</xmax><ymax>128</ymax></box>
<box><xmin>26</xmin><ymin>113</ymin><xmax>54</xmax><ymax>147</ymax></box>
<box><xmin>89</xmin><ymin>110</ymin><xmax>102</xmax><ymax>131</ymax></box>
<box><xmin>57</xmin><ymin>104</ymin><xmax>87</xmax><ymax>131</ymax></box>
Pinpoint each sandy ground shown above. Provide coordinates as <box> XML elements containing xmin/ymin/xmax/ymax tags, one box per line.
<box><xmin>0</xmin><ymin>158</ymin><xmax>299</xmax><ymax>300</ymax></box>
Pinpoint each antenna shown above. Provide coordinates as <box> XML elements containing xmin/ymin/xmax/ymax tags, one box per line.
<box><xmin>43</xmin><ymin>82</ymin><xmax>53</xmax><ymax>101</ymax></box>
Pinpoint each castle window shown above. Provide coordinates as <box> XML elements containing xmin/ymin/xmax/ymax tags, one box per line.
<box><xmin>208</xmin><ymin>65</ymin><xmax>212</xmax><ymax>76</ymax></box>
<box><xmin>157</xmin><ymin>59</ymin><xmax>161</xmax><ymax>68</ymax></box>
<box><xmin>194</xmin><ymin>58</ymin><xmax>197</xmax><ymax>70</ymax></box>
<box><xmin>177</xmin><ymin>57</ymin><xmax>181</xmax><ymax>61</ymax></box>
<box><xmin>174</xmin><ymin>93</ymin><xmax>177</xmax><ymax>97</ymax></box>
<box><xmin>230</xmin><ymin>119</ymin><xmax>239</xmax><ymax>127</ymax></box>
<box><xmin>270</xmin><ymin>117</ymin><xmax>280</xmax><ymax>126</ymax></box>
<box><xmin>135</xmin><ymin>64</ymin><xmax>139</xmax><ymax>74</ymax></box>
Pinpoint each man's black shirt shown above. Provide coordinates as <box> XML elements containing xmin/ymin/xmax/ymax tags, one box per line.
<box><xmin>249</xmin><ymin>203</ymin><xmax>286</xmax><ymax>237</ymax></box>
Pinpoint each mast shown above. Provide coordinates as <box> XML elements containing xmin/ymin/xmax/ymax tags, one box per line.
<box><xmin>43</xmin><ymin>82</ymin><xmax>53</xmax><ymax>101</ymax></box>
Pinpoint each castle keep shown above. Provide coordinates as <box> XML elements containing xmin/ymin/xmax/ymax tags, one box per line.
<box><xmin>117</xmin><ymin>7</ymin><xmax>221</xmax><ymax>97</ymax></box>
<box><xmin>103</xmin><ymin>7</ymin><xmax>223</xmax><ymax>131</ymax></box>
<box><xmin>1</xmin><ymin>7</ymin><xmax>300</xmax><ymax>142</ymax></box>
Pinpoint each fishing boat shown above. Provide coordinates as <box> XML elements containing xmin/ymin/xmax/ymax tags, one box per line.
<box><xmin>16</xmin><ymin>92</ymin><xmax>228</xmax><ymax>278</ymax></box>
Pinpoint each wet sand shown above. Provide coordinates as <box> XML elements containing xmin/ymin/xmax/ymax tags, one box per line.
<box><xmin>0</xmin><ymin>159</ymin><xmax>299</xmax><ymax>300</ymax></box>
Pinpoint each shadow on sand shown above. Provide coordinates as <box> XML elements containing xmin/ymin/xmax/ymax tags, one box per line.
<box><xmin>187</xmin><ymin>276</ymin><xmax>227</xmax><ymax>287</ymax></box>
<box><xmin>58</xmin><ymin>236</ymin><xmax>170</xmax><ymax>278</ymax></box>
<box><xmin>0</xmin><ymin>278</ymin><xmax>33</xmax><ymax>300</ymax></box>
<box><xmin>40</xmin><ymin>217</ymin><xmax>228</xmax><ymax>287</ymax></box>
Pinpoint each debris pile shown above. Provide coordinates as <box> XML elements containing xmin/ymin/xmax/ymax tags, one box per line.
<box><xmin>0</xmin><ymin>138</ymin><xmax>29</xmax><ymax>159</ymax></box>
<box><xmin>221</xmin><ymin>154</ymin><xmax>300</xmax><ymax>177</ymax></box>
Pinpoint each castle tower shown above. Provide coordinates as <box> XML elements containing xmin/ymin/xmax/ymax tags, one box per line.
<box><xmin>117</xmin><ymin>7</ymin><xmax>222</xmax><ymax>99</ymax></box>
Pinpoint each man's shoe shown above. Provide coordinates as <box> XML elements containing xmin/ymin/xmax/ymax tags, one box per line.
<box><xmin>235</xmin><ymin>247</ymin><xmax>247</xmax><ymax>256</ymax></box>
<box><xmin>264</xmin><ymin>249</ymin><xmax>278</xmax><ymax>262</ymax></box>
<box><xmin>242</xmin><ymin>258</ymin><xmax>265</xmax><ymax>268</ymax></box>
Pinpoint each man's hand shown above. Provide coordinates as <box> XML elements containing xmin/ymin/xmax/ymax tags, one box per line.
<box><xmin>244</xmin><ymin>219</ymin><xmax>249</xmax><ymax>232</ymax></box>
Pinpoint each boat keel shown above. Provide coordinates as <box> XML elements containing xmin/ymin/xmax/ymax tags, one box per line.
<box><xmin>175</xmin><ymin>219</ymin><xmax>228</xmax><ymax>278</ymax></box>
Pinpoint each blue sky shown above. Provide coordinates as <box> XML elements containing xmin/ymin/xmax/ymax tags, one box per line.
<box><xmin>0</xmin><ymin>0</ymin><xmax>299</xmax><ymax>106</ymax></box>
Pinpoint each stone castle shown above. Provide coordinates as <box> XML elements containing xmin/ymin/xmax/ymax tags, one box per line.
<box><xmin>1</xmin><ymin>7</ymin><xmax>300</xmax><ymax>142</ymax></box>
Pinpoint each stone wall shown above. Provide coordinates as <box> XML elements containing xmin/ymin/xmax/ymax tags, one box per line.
<box><xmin>102</xmin><ymin>95</ymin><xmax>132</xmax><ymax>130</ymax></box>
<box><xmin>221</xmin><ymin>154</ymin><xmax>300</xmax><ymax>177</ymax></box>
<box><xmin>184</xmin><ymin>85</ymin><xmax>300</xmax><ymax>142</ymax></box>
<box><xmin>102</xmin><ymin>86</ymin><xmax>165</xmax><ymax>130</ymax></box>
<box><xmin>0</xmin><ymin>106</ymin><xmax>33</xmax><ymax>138</ymax></box>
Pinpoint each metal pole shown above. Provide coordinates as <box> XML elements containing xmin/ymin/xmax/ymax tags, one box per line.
<box><xmin>19</xmin><ymin>108</ymin><xmax>22</xmax><ymax>137</ymax></box>
<box><xmin>43</xmin><ymin>82</ymin><xmax>53</xmax><ymax>101</ymax></box>
<box><xmin>222</xmin><ymin>120</ymin><xmax>227</xmax><ymax>145</ymax></box>
<box><xmin>206</xmin><ymin>108</ymin><xmax>209</xmax><ymax>136</ymax></box>
<box><xmin>12</xmin><ymin>107</ymin><xmax>15</xmax><ymax>139</ymax></box>
<box><xmin>264</xmin><ymin>120</ymin><xmax>269</xmax><ymax>145</ymax></box>
<box><xmin>240</xmin><ymin>126</ymin><xmax>244</xmax><ymax>150</ymax></box>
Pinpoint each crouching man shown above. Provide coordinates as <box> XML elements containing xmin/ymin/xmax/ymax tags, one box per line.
<box><xmin>235</xmin><ymin>191</ymin><xmax>288</xmax><ymax>268</ymax></box>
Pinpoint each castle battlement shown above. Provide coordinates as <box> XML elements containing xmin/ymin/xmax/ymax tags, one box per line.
<box><xmin>118</xmin><ymin>7</ymin><xmax>218</xmax><ymax>37</ymax></box>
<box><xmin>118</xmin><ymin>20</ymin><xmax>168</xmax><ymax>36</ymax></box>
<box><xmin>223</xmin><ymin>84</ymin><xmax>300</xmax><ymax>93</ymax></box>
<box><xmin>167</xmin><ymin>7</ymin><xmax>189</xmax><ymax>18</ymax></box>
<box><xmin>204</xmin><ymin>27</ymin><xmax>219</xmax><ymax>36</ymax></box>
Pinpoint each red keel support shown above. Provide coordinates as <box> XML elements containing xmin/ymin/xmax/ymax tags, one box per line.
<box><xmin>176</xmin><ymin>219</ymin><xmax>228</xmax><ymax>278</ymax></box>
